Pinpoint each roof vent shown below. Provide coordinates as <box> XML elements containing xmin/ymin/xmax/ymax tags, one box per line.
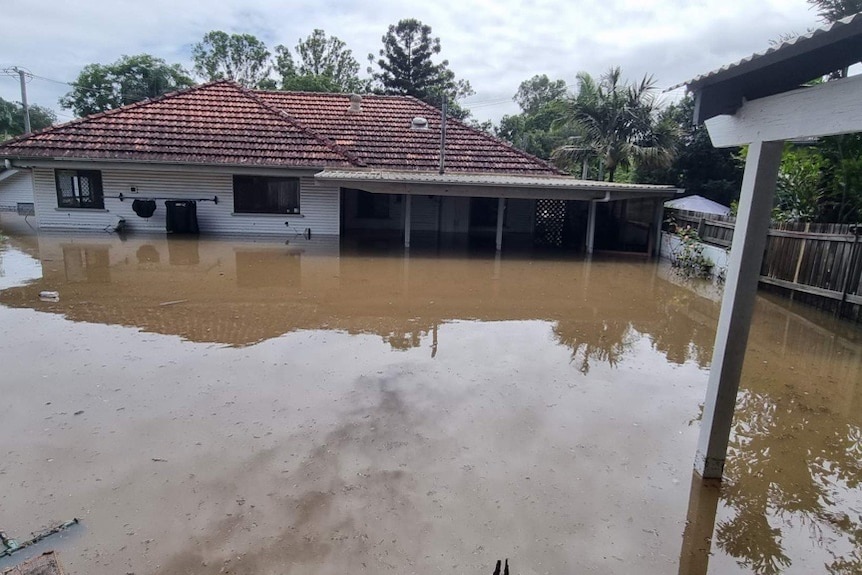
<box><xmin>347</xmin><ymin>93</ymin><xmax>362</xmax><ymax>114</ymax></box>
<box><xmin>411</xmin><ymin>116</ymin><xmax>429</xmax><ymax>130</ymax></box>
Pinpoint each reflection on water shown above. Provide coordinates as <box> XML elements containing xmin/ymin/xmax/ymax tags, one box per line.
<box><xmin>0</xmin><ymin>234</ymin><xmax>720</xmax><ymax>364</ymax></box>
<box><xmin>0</xmin><ymin>232</ymin><xmax>860</xmax><ymax>575</ymax></box>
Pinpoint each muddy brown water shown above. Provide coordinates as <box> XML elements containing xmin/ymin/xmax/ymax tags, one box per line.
<box><xmin>0</xmin><ymin>232</ymin><xmax>860</xmax><ymax>575</ymax></box>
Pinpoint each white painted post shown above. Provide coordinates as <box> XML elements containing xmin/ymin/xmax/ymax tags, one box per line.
<box><xmin>495</xmin><ymin>197</ymin><xmax>505</xmax><ymax>251</ymax></box>
<box><xmin>404</xmin><ymin>193</ymin><xmax>412</xmax><ymax>248</ymax></box>
<box><xmin>586</xmin><ymin>201</ymin><xmax>597</xmax><ymax>254</ymax></box>
<box><xmin>695</xmin><ymin>140</ymin><xmax>783</xmax><ymax>479</ymax></box>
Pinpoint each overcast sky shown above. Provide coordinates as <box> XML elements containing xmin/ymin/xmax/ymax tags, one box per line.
<box><xmin>0</xmin><ymin>0</ymin><xmax>819</xmax><ymax>125</ymax></box>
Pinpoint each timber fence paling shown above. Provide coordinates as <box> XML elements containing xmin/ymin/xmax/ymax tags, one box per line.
<box><xmin>666</xmin><ymin>208</ymin><xmax>862</xmax><ymax>320</ymax></box>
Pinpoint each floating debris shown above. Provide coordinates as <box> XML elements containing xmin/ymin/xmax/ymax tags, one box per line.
<box><xmin>38</xmin><ymin>291</ymin><xmax>59</xmax><ymax>303</ymax></box>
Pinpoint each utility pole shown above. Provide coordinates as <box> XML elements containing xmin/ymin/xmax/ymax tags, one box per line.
<box><xmin>438</xmin><ymin>94</ymin><xmax>447</xmax><ymax>175</ymax></box>
<box><xmin>13</xmin><ymin>67</ymin><xmax>31</xmax><ymax>134</ymax></box>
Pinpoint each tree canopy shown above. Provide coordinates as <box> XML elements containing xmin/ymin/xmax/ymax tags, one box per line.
<box><xmin>275</xmin><ymin>29</ymin><xmax>363</xmax><ymax>92</ymax></box>
<box><xmin>635</xmin><ymin>96</ymin><xmax>744</xmax><ymax>206</ymax></box>
<box><xmin>59</xmin><ymin>54</ymin><xmax>195</xmax><ymax>117</ymax></box>
<box><xmin>807</xmin><ymin>0</ymin><xmax>862</xmax><ymax>21</ymax></box>
<box><xmin>368</xmin><ymin>18</ymin><xmax>473</xmax><ymax>118</ymax></box>
<box><xmin>496</xmin><ymin>74</ymin><xmax>573</xmax><ymax>161</ymax></box>
<box><xmin>553</xmin><ymin>68</ymin><xmax>677</xmax><ymax>182</ymax></box>
<box><xmin>1</xmin><ymin>98</ymin><xmax>56</xmax><ymax>140</ymax></box>
<box><xmin>192</xmin><ymin>31</ymin><xmax>272</xmax><ymax>88</ymax></box>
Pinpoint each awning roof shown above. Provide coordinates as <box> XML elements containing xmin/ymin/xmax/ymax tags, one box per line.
<box><xmin>673</xmin><ymin>12</ymin><xmax>862</xmax><ymax>123</ymax></box>
<box><xmin>315</xmin><ymin>170</ymin><xmax>682</xmax><ymax>201</ymax></box>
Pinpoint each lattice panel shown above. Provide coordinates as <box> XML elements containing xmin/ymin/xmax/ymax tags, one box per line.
<box><xmin>534</xmin><ymin>199</ymin><xmax>566</xmax><ymax>246</ymax></box>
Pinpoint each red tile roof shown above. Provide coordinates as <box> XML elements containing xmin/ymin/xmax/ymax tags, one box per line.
<box><xmin>0</xmin><ymin>81</ymin><xmax>560</xmax><ymax>175</ymax></box>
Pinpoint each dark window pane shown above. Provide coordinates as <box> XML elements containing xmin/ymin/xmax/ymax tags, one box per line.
<box><xmin>233</xmin><ymin>176</ymin><xmax>300</xmax><ymax>214</ymax></box>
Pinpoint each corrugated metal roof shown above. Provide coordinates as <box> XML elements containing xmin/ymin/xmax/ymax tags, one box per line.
<box><xmin>316</xmin><ymin>169</ymin><xmax>680</xmax><ymax>193</ymax></box>
<box><xmin>673</xmin><ymin>12</ymin><xmax>862</xmax><ymax>90</ymax></box>
<box><xmin>672</xmin><ymin>12</ymin><xmax>862</xmax><ymax>123</ymax></box>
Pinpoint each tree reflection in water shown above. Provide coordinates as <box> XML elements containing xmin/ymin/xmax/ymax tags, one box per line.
<box><xmin>681</xmin><ymin>389</ymin><xmax>862</xmax><ymax>574</ymax></box>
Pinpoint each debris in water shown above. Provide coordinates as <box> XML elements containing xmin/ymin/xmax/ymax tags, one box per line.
<box><xmin>73</xmin><ymin>411</ymin><xmax>84</xmax><ymax>416</ymax></box>
<box><xmin>158</xmin><ymin>300</ymin><xmax>188</xmax><ymax>306</ymax></box>
<box><xmin>151</xmin><ymin>458</ymin><xmax>167</xmax><ymax>463</ymax></box>
<box><xmin>38</xmin><ymin>291</ymin><xmax>60</xmax><ymax>302</ymax></box>
<box><xmin>1</xmin><ymin>550</ymin><xmax>67</xmax><ymax>575</ymax></box>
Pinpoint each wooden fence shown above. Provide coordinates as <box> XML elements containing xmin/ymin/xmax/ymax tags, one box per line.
<box><xmin>667</xmin><ymin>209</ymin><xmax>862</xmax><ymax>321</ymax></box>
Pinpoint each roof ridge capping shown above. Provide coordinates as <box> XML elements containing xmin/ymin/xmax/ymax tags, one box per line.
<box><xmin>237</xmin><ymin>85</ymin><xmax>366</xmax><ymax>167</ymax></box>
<box><xmin>403</xmin><ymin>95</ymin><xmax>565</xmax><ymax>175</ymax></box>
<box><xmin>0</xmin><ymin>80</ymin><xmax>237</xmax><ymax>148</ymax></box>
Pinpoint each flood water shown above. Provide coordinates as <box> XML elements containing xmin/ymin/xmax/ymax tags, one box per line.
<box><xmin>0</xmin><ymin>232</ymin><xmax>860</xmax><ymax>575</ymax></box>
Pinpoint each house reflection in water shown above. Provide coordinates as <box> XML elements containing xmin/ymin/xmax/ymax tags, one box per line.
<box><xmin>0</xmin><ymin>234</ymin><xmax>719</xmax><ymax>366</ymax></box>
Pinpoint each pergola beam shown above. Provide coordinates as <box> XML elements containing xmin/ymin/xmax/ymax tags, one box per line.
<box><xmin>705</xmin><ymin>75</ymin><xmax>862</xmax><ymax>147</ymax></box>
<box><xmin>695</xmin><ymin>140</ymin><xmax>783</xmax><ymax>478</ymax></box>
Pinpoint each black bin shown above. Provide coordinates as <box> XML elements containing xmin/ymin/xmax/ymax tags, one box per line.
<box><xmin>164</xmin><ymin>200</ymin><xmax>199</xmax><ymax>234</ymax></box>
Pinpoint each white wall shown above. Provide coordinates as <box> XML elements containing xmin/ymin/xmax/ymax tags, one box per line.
<box><xmin>660</xmin><ymin>231</ymin><xmax>729</xmax><ymax>278</ymax></box>
<box><xmin>0</xmin><ymin>170</ymin><xmax>35</xmax><ymax>211</ymax></box>
<box><xmin>32</xmin><ymin>167</ymin><xmax>340</xmax><ymax>236</ymax></box>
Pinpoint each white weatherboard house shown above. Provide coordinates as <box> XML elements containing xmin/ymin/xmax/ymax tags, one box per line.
<box><xmin>0</xmin><ymin>81</ymin><xmax>679</xmax><ymax>253</ymax></box>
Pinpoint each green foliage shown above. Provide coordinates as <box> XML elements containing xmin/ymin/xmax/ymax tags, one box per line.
<box><xmin>807</xmin><ymin>0</ymin><xmax>862</xmax><ymax>21</ymax></box>
<box><xmin>0</xmin><ymin>98</ymin><xmax>56</xmax><ymax>139</ymax></box>
<box><xmin>192</xmin><ymin>31</ymin><xmax>271</xmax><ymax>88</ymax></box>
<box><xmin>514</xmin><ymin>75</ymin><xmax>567</xmax><ymax>116</ymax></box>
<box><xmin>553</xmin><ymin>68</ymin><xmax>678</xmax><ymax>182</ymax></box>
<box><xmin>274</xmin><ymin>29</ymin><xmax>363</xmax><ymax>93</ymax></box>
<box><xmin>60</xmin><ymin>54</ymin><xmax>194</xmax><ymax>117</ymax></box>
<box><xmin>774</xmin><ymin>144</ymin><xmax>825</xmax><ymax>222</ymax></box>
<box><xmin>635</xmin><ymin>96</ymin><xmax>744</xmax><ymax>206</ymax></box>
<box><xmin>669</xmin><ymin>225</ymin><xmax>714</xmax><ymax>279</ymax></box>
<box><xmin>817</xmin><ymin>134</ymin><xmax>862</xmax><ymax>224</ymax></box>
<box><xmin>495</xmin><ymin>75</ymin><xmax>575</xmax><ymax>162</ymax></box>
<box><xmin>367</xmin><ymin>19</ymin><xmax>474</xmax><ymax>119</ymax></box>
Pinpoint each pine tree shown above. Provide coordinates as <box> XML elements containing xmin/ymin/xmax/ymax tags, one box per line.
<box><xmin>368</xmin><ymin>19</ymin><xmax>473</xmax><ymax>118</ymax></box>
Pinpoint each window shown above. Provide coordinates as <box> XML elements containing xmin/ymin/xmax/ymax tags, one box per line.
<box><xmin>355</xmin><ymin>189</ymin><xmax>390</xmax><ymax>219</ymax></box>
<box><xmin>55</xmin><ymin>170</ymin><xmax>104</xmax><ymax>209</ymax></box>
<box><xmin>233</xmin><ymin>175</ymin><xmax>300</xmax><ymax>214</ymax></box>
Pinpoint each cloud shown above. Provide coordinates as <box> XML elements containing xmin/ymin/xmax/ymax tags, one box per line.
<box><xmin>0</xmin><ymin>0</ymin><xmax>818</xmax><ymax>124</ymax></box>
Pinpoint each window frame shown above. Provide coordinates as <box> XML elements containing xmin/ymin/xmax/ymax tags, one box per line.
<box><xmin>232</xmin><ymin>175</ymin><xmax>301</xmax><ymax>215</ymax></box>
<box><xmin>55</xmin><ymin>169</ymin><xmax>104</xmax><ymax>210</ymax></box>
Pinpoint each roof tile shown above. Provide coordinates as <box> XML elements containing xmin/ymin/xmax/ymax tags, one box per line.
<box><xmin>0</xmin><ymin>82</ymin><xmax>559</xmax><ymax>175</ymax></box>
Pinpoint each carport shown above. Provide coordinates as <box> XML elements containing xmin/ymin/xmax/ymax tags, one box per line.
<box><xmin>317</xmin><ymin>169</ymin><xmax>680</xmax><ymax>254</ymax></box>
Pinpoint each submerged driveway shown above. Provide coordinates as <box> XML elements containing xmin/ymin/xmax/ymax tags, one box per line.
<box><xmin>0</xmin><ymin>233</ymin><xmax>860</xmax><ymax>574</ymax></box>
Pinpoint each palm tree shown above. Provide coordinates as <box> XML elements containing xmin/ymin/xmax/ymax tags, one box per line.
<box><xmin>552</xmin><ymin>67</ymin><xmax>677</xmax><ymax>182</ymax></box>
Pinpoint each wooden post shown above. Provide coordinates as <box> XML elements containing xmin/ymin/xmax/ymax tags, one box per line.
<box><xmin>495</xmin><ymin>197</ymin><xmax>505</xmax><ymax>251</ymax></box>
<box><xmin>586</xmin><ymin>201</ymin><xmax>597</xmax><ymax>254</ymax></box>
<box><xmin>403</xmin><ymin>193</ymin><xmax>412</xmax><ymax>248</ymax></box>
<box><xmin>696</xmin><ymin>140</ymin><xmax>783</xmax><ymax>479</ymax></box>
<box><xmin>650</xmin><ymin>199</ymin><xmax>664</xmax><ymax>258</ymax></box>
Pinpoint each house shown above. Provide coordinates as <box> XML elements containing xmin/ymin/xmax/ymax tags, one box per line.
<box><xmin>0</xmin><ymin>81</ymin><xmax>680</xmax><ymax>253</ymax></box>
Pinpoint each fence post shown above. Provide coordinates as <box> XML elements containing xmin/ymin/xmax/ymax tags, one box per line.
<box><xmin>791</xmin><ymin>222</ymin><xmax>810</xmax><ymax>285</ymax></box>
<box><xmin>697</xmin><ymin>216</ymin><xmax>705</xmax><ymax>238</ymax></box>
<box><xmin>841</xmin><ymin>225</ymin><xmax>861</xmax><ymax>311</ymax></box>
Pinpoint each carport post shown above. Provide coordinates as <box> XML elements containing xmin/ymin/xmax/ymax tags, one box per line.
<box><xmin>495</xmin><ymin>197</ymin><xmax>505</xmax><ymax>251</ymax></box>
<box><xmin>403</xmin><ymin>193</ymin><xmax>412</xmax><ymax>248</ymax></box>
<box><xmin>585</xmin><ymin>200</ymin><xmax>597</xmax><ymax>254</ymax></box>
<box><xmin>695</xmin><ymin>140</ymin><xmax>783</xmax><ymax>479</ymax></box>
